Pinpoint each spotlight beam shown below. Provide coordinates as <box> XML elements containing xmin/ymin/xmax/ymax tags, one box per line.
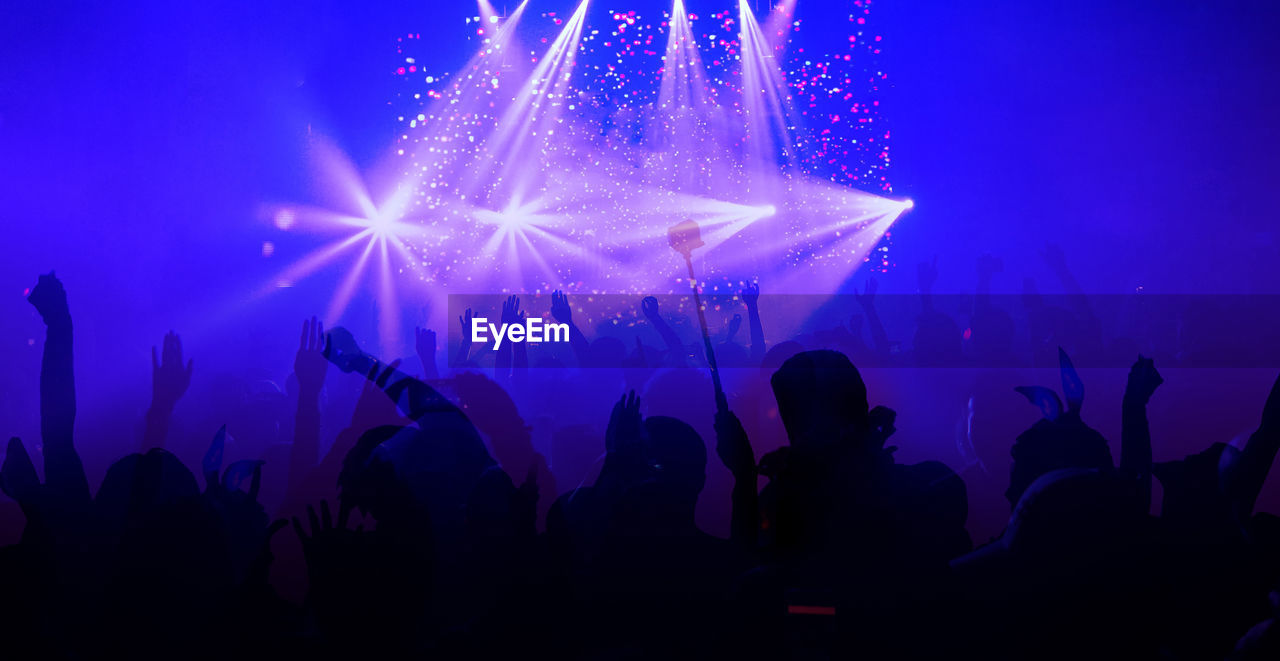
<box><xmin>737</xmin><ymin>0</ymin><xmax>806</xmax><ymax>177</ymax></box>
<box><xmin>763</xmin><ymin>0</ymin><xmax>799</xmax><ymax>53</ymax></box>
<box><xmin>325</xmin><ymin>234</ymin><xmax>379</xmax><ymax>323</ymax></box>
<box><xmin>466</xmin><ymin>0</ymin><xmax>590</xmax><ymax>205</ymax></box>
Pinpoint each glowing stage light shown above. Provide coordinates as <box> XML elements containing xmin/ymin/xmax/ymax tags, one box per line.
<box><xmin>764</xmin><ymin>0</ymin><xmax>799</xmax><ymax>52</ymax></box>
<box><xmin>904</xmin><ymin>198</ymin><xmax>915</xmax><ymax>209</ymax></box>
<box><xmin>273</xmin><ymin>208</ymin><xmax>296</xmax><ymax>230</ymax></box>
<box><xmin>462</xmin><ymin>0</ymin><xmax>589</xmax><ymax>205</ymax></box>
<box><xmin>272</xmin><ymin>0</ymin><xmax>911</xmax><ymax>333</ymax></box>
<box><xmin>476</xmin><ymin>0</ymin><xmax>498</xmax><ymax>26</ymax></box>
<box><xmin>737</xmin><ymin>0</ymin><xmax>806</xmax><ymax>176</ymax></box>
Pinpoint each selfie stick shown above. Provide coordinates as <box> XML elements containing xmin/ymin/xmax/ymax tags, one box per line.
<box><xmin>668</xmin><ymin>220</ymin><xmax>728</xmax><ymax>414</ymax></box>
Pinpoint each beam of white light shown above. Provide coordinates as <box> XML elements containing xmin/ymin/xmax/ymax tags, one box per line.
<box><xmin>375</xmin><ymin>235</ymin><xmax>402</xmax><ymax>354</ymax></box>
<box><xmin>601</xmin><ymin>191</ymin><xmax>775</xmax><ymax>244</ymax></box>
<box><xmin>310</xmin><ymin>137</ymin><xmax>381</xmax><ymax>219</ymax></box>
<box><xmin>477</xmin><ymin>0</ymin><xmax>499</xmax><ymax>26</ymax></box>
<box><xmin>768</xmin><ymin>210</ymin><xmax>903</xmax><ymax>293</ymax></box>
<box><xmin>697</xmin><ymin>205</ymin><xmax>778</xmax><ymax>254</ymax></box>
<box><xmin>276</xmin><ymin>1</ymin><xmax>911</xmax><ymax>315</ymax></box>
<box><xmin>392</xmin><ymin>0</ymin><xmax>528</xmax><ymax>208</ymax></box>
<box><xmin>743</xmin><ymin>205</ymin><xmax>897</xmax><ymax>258</ymax></box>
<box><xmin>253</xmin><ymin>229</ymin><xmax>373</xmax><ymax>298</ymax></box>
<box><xmin>650</xmin><ymin>0</ymin><xmax>724</xmax><ymax>187</ymax></box>
<box><xmin>325</xmin><ymin>233</ymin><xmax>379</xmax><ymax>323</ymax></box>
<box><xmin>763</xmin><ymin>0</ymin><xmax>799</xmax><ymax>53</ymax></box>
<box><xmin>658</xmin><ymin>0</ymin><xmax>711</xmax><ymax>113</ymax></box>
<box><xmin>737</xmin><ymin>0</ymin><xmax>806</xmax><ymax>177</ymax></box>
<box><xmin>465</xmin><ymin>0</ymin><xmax>590</xmax><ymax>205</ymax></box>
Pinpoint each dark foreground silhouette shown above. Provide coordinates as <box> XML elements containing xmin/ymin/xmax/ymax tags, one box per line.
<box><xmin>4</xmin><ymin>264</ymin><xmax>1280</xmax><ymax>659</ymax></box>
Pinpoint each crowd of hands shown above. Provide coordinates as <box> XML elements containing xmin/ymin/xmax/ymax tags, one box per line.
<box><xmin>4</xmin><ymin>256</ymin><xmax>1280</xmax><ymax>659</ymax></box>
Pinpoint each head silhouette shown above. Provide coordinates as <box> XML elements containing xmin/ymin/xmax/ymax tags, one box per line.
<box><xmin>643</xmin><ymin>415</ymin><xmax>707</xmax><ymax>503</ymax></box>
<box><xmin>770</xmin><ymin>350</ymin><xmax>869</xmax><ymax>452</ymax></box>
<box><xmin>1006</xmin><ymin>414</ymin><xmax>1113</xmax><ymax>507</ymax></box>
<box><xmin>95</xmin><ymin>448</ymin><xmax>201</xmax><ymax>532</ymax></box>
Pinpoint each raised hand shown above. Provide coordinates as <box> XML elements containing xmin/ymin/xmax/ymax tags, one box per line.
<box><xmin>740</xmin><ymin>281</ymin><xmax>760</xmax><ymax>307</ymax></box>
<box><xmin>292</xmin><ymin>321</ymin><xmax>329</xmax><ymax>480</ymax></box>
<box><xmin>641</xmin><ymin>295</ymin><xmax>661</xmax><ymax>320</ymax></box>
<box><xmin>28</xmin><ymin>272</ymin><xmax>87</xmax><ymax>503</ymax></box>
<box><xmin>501</xmin><ymin>295</ymin><xmax>523</xmax><ymax>325</ymax></box>
<box><xmin>725</xmin><ymin>313</ymin><xmax>743</xmax><ymax>342</ymax></box>
<box><xmin>151</xmin><ymin>331</ymin><xmax>193</xmax><ymax>411</ymax></box>
<box><xmin>27</xmin><ymin>271</ymin><xmax>70</xmax><ymax>323</ymax></box>
<box><xmin>293</xmin><ymin>498</ymin><xmax>360</xmax><ymax>541</ymax></box>
<box><xmin>1124</xmin><ymin>355</ymin><xmax>1164</xmax><ymax>407</ymax></box>
<box><xmin>294</xmin><ymin>317</ymin><xmax>328</xmax><ymax>396</ymax></box>
<box><xmin>414</xmin><ymin>326</ymin><xmax>438</xmax><ymax>378</ymax></box>
<box><xmin>550</xmin><ymin>290</ymin><xmax>572</xmax><ymax>324</ymax></box>
<box><xmin>415</xmin><ymin>326</ymin><xmax>437</xmax><ymax>361</ymax></box>
<box><xmin>459</xmin><ymin>307</ymin><xmax>476</xmax><ymax>336</ymax></box>
<box><xmin>457</xmin><ymin>308</ymin><xmax>476</xmax><ymax>364</ymax></box>
<box><xmin>605</xmin><ymin>390</ymin><xmax>643</xmax><ymax>453</ymax></box>
<box><xmin>292</xmin><ymin>499</ymin><xmax>365</xmax><ymax>602</ymax></box>
<box><xmin>324</xmin><ymin>326</ymin><xmax>372</xmax><ymax>374</ymax></box>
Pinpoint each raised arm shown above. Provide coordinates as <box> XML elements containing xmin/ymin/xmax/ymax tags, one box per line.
<box><xmin>326</xmin><ymin>326</ymin><xmax>466</xmax><ymax>425</ymax></box>
<box><xmin>513</xmin><ymin>324</ymin><xmax>529</xmax><ymax>384</ymax></box>
<box><xmin>742</xmin><ymin>282</ymin><xmax>765</xmax><ymax>364</ymax></box>
<box><xmin>715</xmin><ymin>408</ymin><xmax>758</xmax><ymax>550</ymax></box>
<box><xmin>456</xmin><ymin>308</ymin><xmax>475</xmax><ymax>366</ymax></box>
<box><xmin>291</xmin><ymin>317</ymin><xmax>328</xmax><ymax>490</ymax></box>
<box><xmin>551</xmin><ymin>290</ymin><xmax>591</xmax><ymax>367</ymax></box>
<box><xmin>27</xmin><ymin>272</ymin><xmax>89</xmax><ymax>504</ymax></box>
<box><xmin>1227</xmin><ymin>373</ymin><xmax>1280</xmax><ymax>520</ymax></box>
<box><xmin>142</xmin><ymin>331</ymin><xmax>193</xmax><ymax>450</ymax></box>
<box><xmin>495</xmin><ymin>296</ymin><xmax>520</xmax><ymax>385</ymax></box>
<box><xmin>854</xmin><ymin>278</ymin><xmax>891</xmax><ymax>358</ymax></box>
<box><xmin>415</xmin><ymin>325</ymin><xmax>439</xmax><ymax>379</ymax></box>
<box><xmin>597</xmin><ymin>391</ymin><xmax>648</xmax><ymax>497</ymax></box>
<box><xmin>1121</xmin><ymin>356</ymin><xmax>1162</xmax><ymax>513</ymax></box>
<box><xmin>724</xmin><ymin>313</ymin><xmax>742</xmax><ymax>345</ymax></box>
<box><xmin>641</xmin><ymin>296</ymin><xmax>688</xmax><ymax>367</ymax></box>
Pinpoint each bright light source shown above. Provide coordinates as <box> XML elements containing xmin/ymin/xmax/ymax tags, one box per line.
<box><xmin>369</xmin><ymin>213</ymin><xmax>396</xmax><ymax>235</ymax></box>
<box><xmin>761</xmin><ymin>204</ymin><xmax>777</xmax><ymax>217</ymax></box>
<box><xmin>274</xmin><ymin>208</ymin><xmax>296</xmax><ymax>230</ymax></box>
<box><xmin>904</xmin><ymin>198</ymin><xmax>915</xmax><ymax>209</ymax></box>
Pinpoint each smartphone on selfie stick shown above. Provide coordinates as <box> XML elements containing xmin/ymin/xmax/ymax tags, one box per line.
<box><xmin>668</xmin><ymin>220</ymin><xmax>728</xmax><ymax>414</ymax></box>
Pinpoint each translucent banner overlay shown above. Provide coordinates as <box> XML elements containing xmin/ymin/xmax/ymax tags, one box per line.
<box><xmin>446</xmin><ymin>294</ymin><xmax>1280</xmax><ymax>369</ymax></box>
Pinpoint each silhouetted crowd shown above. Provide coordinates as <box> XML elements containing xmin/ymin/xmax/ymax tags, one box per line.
<box><xmin>4</xmin><ymin>260</ymin><xmax>1280</xmax><ymax>660</ymax></box>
